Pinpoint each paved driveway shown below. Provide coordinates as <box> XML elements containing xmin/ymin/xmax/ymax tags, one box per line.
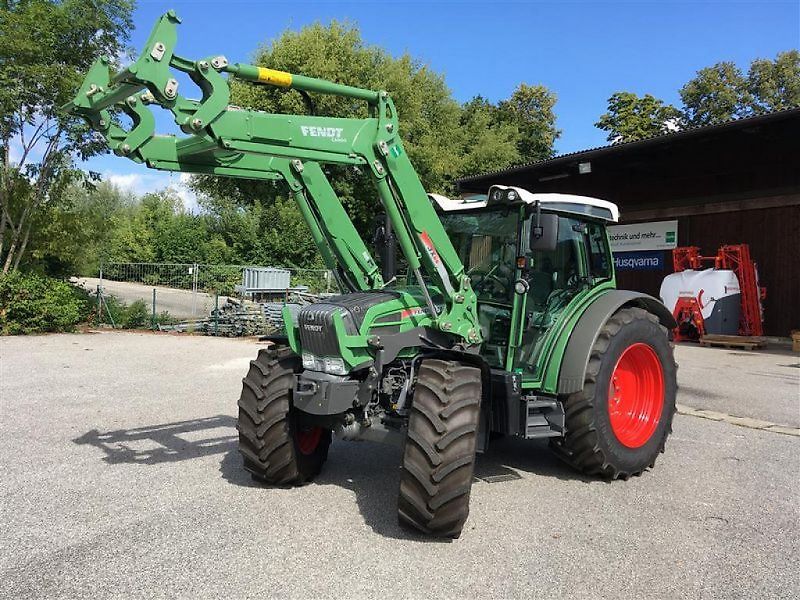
<box><xmin>1</xmin><ymin>333</ymin><xmax>797</xmax><ymax>599</ymax></box>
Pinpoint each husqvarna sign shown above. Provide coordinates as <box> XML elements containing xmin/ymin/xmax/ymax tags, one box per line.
<box><xmin>608</xmin><ymin>220</ymin><xmax>678</xmax><ymax>252</ymax></box>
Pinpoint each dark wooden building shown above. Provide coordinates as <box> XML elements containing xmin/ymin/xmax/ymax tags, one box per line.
<box><xmin>457</xmin><ymin>108</ymin><xmax>800</xmax><ymax>337</ymax></box>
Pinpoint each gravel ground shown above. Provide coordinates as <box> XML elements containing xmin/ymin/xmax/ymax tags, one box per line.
<box><xmin>1</xmin><ymin>332</ymin><xmax>798</xmax><ymax>599</ymax></box>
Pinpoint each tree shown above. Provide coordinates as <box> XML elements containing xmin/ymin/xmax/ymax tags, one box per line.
<box><xmin>0</xmin><ymin>0</ymin><xmax>134</xmax><ymax>274</ymax></box>
<box><xmin>25</xmin><ymin>180</ymin><xmax>134</xmax><ymax>275</ymax></box>
<box><xmin>192</xmin><ymin>22</ymin><xmax>560</xmax><ymax>243</ymax></box>
<box><xmin>679</xmin><ymin>61</ymin><xmax>751</xmax><ymax>126</ymax></box>
<box><xmin>595</xmin><ymin>92</ymin><xmax>683</xmax><ymax>143</ymax></box>
<box><xmin>603</xmin><ymin>52</ymin><xmax>800</xmax><ymax>138</ymax></box>
<box><xmin>678</xmin><ymin>53</ymin><xmax>800</xmax><ymax>126</ymax></box>
<box><xmin>457</xmin><ymin>96</ymin><xmax>520</xmax><ymax>176</ymax></box>
<box><xmin>193</xmin><ymin>21</ymin><xmax>466</xmax><ymax>236</ymax></box>
<box><xmin>497</xmin><ymin>84</ymin><xmax>561</xmax><ymax>162</ymax></box>
<box><xmin>747</xmin><ymin>50</ymin><xmax>800</xmax><ymax>113</ymax></box>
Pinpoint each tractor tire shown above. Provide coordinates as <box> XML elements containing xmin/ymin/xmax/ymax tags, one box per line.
<box><xmin>558</xmin><ymin>307</ymin><xmax>677</xmax><ymax>479</ymax></box>
<box><xmin>237</xmin><ymin>346</ymin><xmax>331</xmax><ymax>485</ymax></box>
<box><xmin>398</xmin><ymin>359</ymin><xmax>482</xmax><ymax>538</ymax></box>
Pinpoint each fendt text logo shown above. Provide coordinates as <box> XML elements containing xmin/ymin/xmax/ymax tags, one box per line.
<box><xmin>300</xmin><ymin>126</ymin><xmax>346</xmax><ymax>142</ymax></box>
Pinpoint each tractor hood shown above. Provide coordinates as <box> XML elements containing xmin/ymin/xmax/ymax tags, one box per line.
<box><xmin>284</xmin><ymin>288</ymin><xmax>440</xmax><ymax>374</ymax></box>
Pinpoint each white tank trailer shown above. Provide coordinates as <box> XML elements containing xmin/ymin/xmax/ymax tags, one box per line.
<box><xmin>659</xmin><ymin>268</ymin><xmax>741</xmax><ymax>336</ymax></box>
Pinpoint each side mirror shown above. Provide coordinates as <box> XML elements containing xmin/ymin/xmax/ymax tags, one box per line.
<box><xmin>530</xmin><ymin>213</ymin><xmax>559</xmax><ymax>253</ymax></box>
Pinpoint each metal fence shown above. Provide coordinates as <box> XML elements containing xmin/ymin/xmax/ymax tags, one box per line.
<box><xmin>93</xmin><ymin>262</ymin><xmax>337</xmax><ymax>320</ymax></box>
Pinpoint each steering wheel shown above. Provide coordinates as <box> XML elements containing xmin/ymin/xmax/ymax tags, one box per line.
<box><xmin>472</xmin><ymin>263</ymin><xmax>512</xmax><ymax>298</ymax></box>
<box><xmin>467</xmin><ymin>262</ymin><xmax>498</xmax><ymax>277</ymax></box>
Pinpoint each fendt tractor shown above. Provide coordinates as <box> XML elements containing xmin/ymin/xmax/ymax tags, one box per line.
<box><xmin>66</xmin><ymin>12</ymin><xmax>678</xmax><ymax>538</ymax></box>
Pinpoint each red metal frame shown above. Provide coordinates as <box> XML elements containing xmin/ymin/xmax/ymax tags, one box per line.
<box><xmin>716</xmin><ymin>245</ymin><xmax>765</xmax><ymax>337</ymax></box>
<box><xmin>672</xmin><ymin>246</ymin><xmax>701</xmax><ymax>271</ymax></box>
<box><xmin>670</xmin><ymin>244</ymin><xmax>765</xmax><ymax>339</ymax></box>
<box><xmin>671</xmin><ymin>296</ymin><xmax>706</xmax><ymax>342</ymax></box>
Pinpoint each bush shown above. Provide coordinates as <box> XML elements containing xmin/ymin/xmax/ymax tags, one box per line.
<box><xmin>97</xmin><ymin>296</ymin><xmax>174</xmax><ymax>329</ymax></box>
<box><xmin>121</xmin><ymin>299</ymin><xmax>149</xmax><ymax>329</ymax></box>
<box><xmin>0</xmin><ymin>272</ymin><xmax>91</xmax><ymax>335</ymax></box>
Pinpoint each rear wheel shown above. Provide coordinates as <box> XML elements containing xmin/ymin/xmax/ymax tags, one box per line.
<box><xmin>558</xmin><ymin>307</ymin><xmax>676</xmax><ymax>479</ymax></box>
<box><xmin>398</xmin><ymin>359</ymin><xmax>482</xmax><ymax>538</ymax></box>
<box><xmin>237</xmin><ymin>346</ymin><xmax>331</xmax><ymax>485</ymax></box>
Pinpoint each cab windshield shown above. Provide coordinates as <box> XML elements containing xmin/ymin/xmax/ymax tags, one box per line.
<box><xmin>440</xmin><ymin>209</ymin><xmax>518</xmax><ymax>303</ymax></box>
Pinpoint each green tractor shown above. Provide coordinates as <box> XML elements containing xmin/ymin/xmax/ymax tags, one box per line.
<box><xmin>66</xmin><ymin>12</ymin><xmax>678</xmax><ymax>538</ymax></box>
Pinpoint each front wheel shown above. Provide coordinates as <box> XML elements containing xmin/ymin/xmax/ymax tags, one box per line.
<box><xmin>398</xmin><ymin>359</ymin><xmax>482</xmax><ymax>538</ymax></box>
<box><xmin>558</xmin><ymin>307</ymin><xmax>677</xmax><ymax>479</ymax></box>
<box><xmin>237</xmin><ymin>346</ymin><xmax>331</xmax><ymax>485</ymax></box>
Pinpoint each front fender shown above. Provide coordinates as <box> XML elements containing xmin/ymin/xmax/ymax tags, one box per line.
<box><xmin>555</xmin><ymin>290</ymin><xmax>676</xmax><ymax>395</ymax></box>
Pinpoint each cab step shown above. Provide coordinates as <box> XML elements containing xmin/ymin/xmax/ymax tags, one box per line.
<box><xmin>523</xmin><ymin>396</ymin><xmax>565</xmax><ymax>439</ymax></box>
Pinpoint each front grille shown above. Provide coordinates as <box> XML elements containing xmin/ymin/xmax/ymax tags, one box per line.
<box><xmin>297</xmin><ymin>291</ymin><xmax>401</xmax><ymax>358</ymax></box>
<box><xmin>298</xmin><ymin>303</ymin><xmax>350</xmax><ymax>356</ymax></box>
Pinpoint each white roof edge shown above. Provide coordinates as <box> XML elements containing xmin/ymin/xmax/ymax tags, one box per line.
<box><xmin>428</xmin><ymin>193</ymin><xmax>487</xmax><ymax>211</ymax></box>
<box><xmin>429</xmin><ymin>186</ymin><xmax>620</xmax><ymax>222</ymax></box>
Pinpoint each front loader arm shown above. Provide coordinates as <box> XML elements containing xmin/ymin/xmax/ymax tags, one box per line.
<box><xmin>64</xmin><ymin>10</ymin><xmax>481</xmax><ymax>346</ymax></box>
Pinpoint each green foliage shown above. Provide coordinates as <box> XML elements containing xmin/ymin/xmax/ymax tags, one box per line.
<box><xmin>0</xmin><ymin>0</ymin><xmax>135</xmax><ymax>273</ymax></box>
<box><xmin>120</xmin><ymin>299</ymin><xmax>148</xmax><ymax>328</ymax></box>
<box><xmin>496</xmin><ymin>84</ymin><xmax>561</xmax><ymax>162</ymax></box>
<box><xmin>24</xmin><ymin>181</ymin><xmax>137</xmax><ymax>275</ymax></box>
<box><xmin>0</xmin><ymin>271</ymin><xmax>90</xmax><ymax>334</ymax></box>
<box><xmin>679</xmin><ymin>61</ymin><xmax>750</xmax><ymax>126</ymax></box>
<box><xmin>457</xmin><ymin>96</ymin><xmax>520</xmax><ymax>176</ymax></box>
<box><xmin>191</xmin><ymin>21</ymin><xmax>560</xmax><ymax>240</ymax></box>
<box><xmin>680</xmin><ymin>51</ymin><xmax>799</xmax><ymax>126</ymax></box>
<box><xmin>595</xmin><ymin>92</ymin><xmax>683</xmax><ymax>143</ymax></box>
<box><xmin>598</xmin><ymin>51</ymin><xmax>800</xmax><ymax>139</ymax></box>
<box><xmin>747</xmin><ymin>50</ymin><xmax>800</xmax><ymax>113</ymax></box>
<box><xmin>99</xmin><ymin>296</ymin><xmax>174</xmax><ymax>329</ymax></box>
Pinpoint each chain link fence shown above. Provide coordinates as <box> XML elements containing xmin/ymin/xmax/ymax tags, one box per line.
<box><xmin>86</xmin><ymin>262</ymin><xmax>338</xmax><ymax>323</ymax></box>
<box><xmin>100</xmin><ymin>262</ymin><xmax>337</xmax><ymax>295</ymax></box>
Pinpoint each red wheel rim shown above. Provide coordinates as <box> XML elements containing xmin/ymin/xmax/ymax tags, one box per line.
<box><xmin>296</xmin><ymin>426</ymin><xmax>323</xmax><ymax>456</ymax></box>
<box><xmin>608</xmin><ymin>343</ymin><xmax>664</xmax><ymax>448</ymax></box>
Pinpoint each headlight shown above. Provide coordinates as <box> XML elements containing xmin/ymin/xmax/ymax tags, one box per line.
<box><xmin>302</xmin><ymin>352</ymin><xmax>348</xmax><ymax>375</ymax></box>
<box><xmin>506</xmin><ymin>189</ymin><xmax>518</xmax><ymax>201</ymax></box>
<box><xmin>323</xmin><ymin>356</ymin><xmax>347</xmax><ymax>376</ymax></box>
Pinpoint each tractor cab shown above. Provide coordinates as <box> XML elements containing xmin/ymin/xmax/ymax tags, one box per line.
<box><xmin>432</xmin><ymin>186</ymin><xmax>619</xmax><ymax>374</ymax></box>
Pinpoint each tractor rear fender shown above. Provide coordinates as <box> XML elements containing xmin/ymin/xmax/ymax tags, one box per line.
<box><xmin>556</xmin><ymin>291</ymin><xmax>677</xmax><ymax>395</ymax></box>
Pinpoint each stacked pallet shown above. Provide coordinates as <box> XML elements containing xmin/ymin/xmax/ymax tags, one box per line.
<box><xmin>699</xmin><ymin>334</ymin><xmax>768</xmax><ymax>350</ymax></box>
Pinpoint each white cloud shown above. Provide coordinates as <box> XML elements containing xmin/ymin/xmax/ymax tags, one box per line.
<box><xmin>7</xmin><ymin>138</ymin><xmax>24</xmax><ymax>165</ymax></box>
<box><xmin>115</xmin><ymin>47</ymin><xmax>133</xmax><ymax>70</ymax></box>
<box><xmin>106</xmin><ymin>172</ymin><xmax>142</xmax><ymax>190</ymax></box>
<box><xmin>102</xmin><ymin>169</ymin><xmax>200</xmax><ymax>213</ymax></box>
<box><xmin>664</xmin><ymin>117</ymin><xmax>681</xmax><ymax>133</ymax></box>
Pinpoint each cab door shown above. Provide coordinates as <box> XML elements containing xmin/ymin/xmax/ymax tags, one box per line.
<box><xmin>511</xmin><ymin>215</ymin><xmax>606</xmax><ymax>380</ymax></box>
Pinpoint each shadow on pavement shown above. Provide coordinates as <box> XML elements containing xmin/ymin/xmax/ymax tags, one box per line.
<box><xmin>75</xmin><ymin>416</ymin><xmax>588</xmax><ymax>540</ymax></box>
<box><xmin>73</xmin><ymin>415</ymin><xmax>237</xmax><ymax>465</ymax></box>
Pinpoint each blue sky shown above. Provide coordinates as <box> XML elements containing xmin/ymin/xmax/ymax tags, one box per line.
<box><xmin>87</xmin><ymin>0</ymin><xmax>800</xmax><ymax>206</ymax></box>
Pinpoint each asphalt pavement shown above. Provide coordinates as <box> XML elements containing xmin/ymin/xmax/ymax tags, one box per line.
<box><xmin>0</xmin><ymin>332</ymin><xmax>798</xmax><ymax>599</ymax></box>
<box><xmin>75</xmin><ymin>278</ymin><xmax>232</xmax><ymax>319</ymax></box>
<box><xmin>675</xmin><ymin>342</ymin><xmax>799</xmax><ymax>427</ymax></box>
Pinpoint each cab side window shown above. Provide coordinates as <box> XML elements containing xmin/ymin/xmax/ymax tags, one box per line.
<box><xmin>527</xmin><ymin>217</ymin><xmax>585</xmax><ymax>310</ymax></box>
<box><xmin>586</xmin><ymin>222</ymin><xmax>611</xmax><ymax>281</ymax></box>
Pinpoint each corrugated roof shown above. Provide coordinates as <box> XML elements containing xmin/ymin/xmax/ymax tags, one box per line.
<box><xmin>456</xmin><ymin>105</ymin><xmax>800</xmax><ymax>184</ymax></box>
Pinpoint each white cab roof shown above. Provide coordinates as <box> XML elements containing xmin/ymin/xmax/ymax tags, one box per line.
<box><xmin>430</xmin><ymin>185</ymin><xmax>620</xmax><ymax>222</ymax></box>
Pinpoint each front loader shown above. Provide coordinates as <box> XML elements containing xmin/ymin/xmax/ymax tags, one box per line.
<box><xmin>66</xmin><ymin>11</ymin><xmax>678</xmax><ymax>538</ymax></box>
